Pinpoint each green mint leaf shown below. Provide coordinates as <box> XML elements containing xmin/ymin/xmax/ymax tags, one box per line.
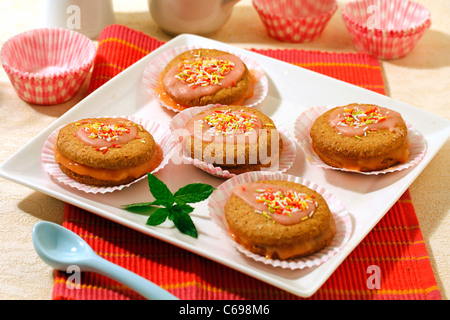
<box><xmin>122</xmin><ymin>202</ymin><xmax>154</xmax><ymax>208</ymax></box>
<box><xmin>123</xmin><ymin>175</ymin><xmax>214</xmax><ymax>238</ymax></box>
<box><xmin>173</xmin><ymin>183</ymin><xmax>215</xmax><ymax>204</ymax></box>
<box><xmin>147</xmin><ymin>198</ymin><xmax>170</xmax><ymax>207</ymax></box>
<box><xmin>122</xmin><ymin>198</ymin><xmax>169</xmax><ymax>209</ymax></box>
<box><xmin>168</xmin><ymin>204</ymin><xmax>194</xmax><ymax>221</ymax></box>
<box><xmin>146</xmin><ymin>207</ymin><xmax>169</xmax><ymax>226</ymax></box>
<box><xmin>169</xmin><ymin>204</ymin><xmax>197</xmax><ymax>238</ymax></box>
<box><xmin>122</xmin><ymin>205</ymin><xmax>159</xmax><ymax>216</ymax></box>
<box><xmin>147</xmin><ymin>173</ymin><xmax>174</xmax><ymax>207</ymax></box>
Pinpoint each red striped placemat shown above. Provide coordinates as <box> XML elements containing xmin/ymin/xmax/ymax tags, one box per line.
<box><xmin>53</xmin><ymin>24</ymin><xmax>440</xmax><ymax>300</ymax></box>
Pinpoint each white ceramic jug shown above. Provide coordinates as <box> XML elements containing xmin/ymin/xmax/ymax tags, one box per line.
<box><xmin>149</xmin><ymin>0</ymin><xmax>240</xmax><ymax>36</ymax></box>
<box><xmin>44</xmin><ymin>0</ymin><xmax>115</xmax><ymax>39</ymax></box>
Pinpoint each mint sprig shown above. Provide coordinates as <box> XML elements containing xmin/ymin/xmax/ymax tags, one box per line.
<box><xmin>123</xmin><ymin>173</ymin><xmax>214</xmax><ymax>238</ymax></box>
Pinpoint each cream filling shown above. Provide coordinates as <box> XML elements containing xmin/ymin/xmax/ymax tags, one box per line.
<box><xmin>54</xmin><ymin>146</ymin><xmax>162</xmax><ymax>182</ymax></box>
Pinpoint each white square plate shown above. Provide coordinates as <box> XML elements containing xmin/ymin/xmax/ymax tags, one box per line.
<box><xmin>1</xmin><ymin>34</ymin><xmax>449</xmax><ymax>298</ymax></box>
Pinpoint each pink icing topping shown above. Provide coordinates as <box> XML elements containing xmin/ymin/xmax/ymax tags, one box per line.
<box><xmin>162</xmin><ymin>54</ymin><xmax>246</xmax><ymax>101</ymax></box>
<box><xmin>75</xmin><ymin>118</ymin><xmax>139</xmax><ymax>149</ymax></box>
<box><xmin>328</xmin><ymin>105</ymin><xmax>403</xmax><ymax>137</ymax></box>
<box><xmin>231</xmin><ymin>183</ymin><xmax>317</xmax><ymax>226</ymax></box>
<box><xmin>186</xmin><ymin>108</ymin><xmax>262</xmax><ymax>144</ymax></box>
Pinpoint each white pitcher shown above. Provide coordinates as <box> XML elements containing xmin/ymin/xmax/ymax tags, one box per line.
<box><xmin>149</xmin><ymin>0</ymin><xmax>240</xmax><ymax>36</ymax></box>
<box><xmin>43</xmin><ymin>0</ymin><xmax>115</xmax><ymax>39</ymax></box>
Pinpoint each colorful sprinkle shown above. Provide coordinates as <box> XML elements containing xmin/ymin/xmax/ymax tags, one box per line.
<box><xmin>80</xmin><ymin>121</ymin><xmax>138</xmax><ymax>153</ymax></box>
<box><xmin>175</xmin><ymin>57</ymin><xmax>235</xmax><ymax>87</ymax></box>
<box><xmin>337</xmin><ymin>106</ymin><xmax>388</xmax><ymax>129</ymax></box>
<box><xmin>82</xmin><ymin>122</ymin><xmax>131</xmax><ymax>141</ymax></box>
<box><xmin>202</xmin><ymin>109</ymin><xmax>259</xmax><ymax>136</ymax></box>
<box><xmin>255</xmin><ymin>188</ymin><xmax>317</xmax><ymax>218</ymax></box>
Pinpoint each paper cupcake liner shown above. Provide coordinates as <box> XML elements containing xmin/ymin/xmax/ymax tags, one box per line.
<box><xmin>252</xmin><ymin>0</ymin><xmax>338</xmax><ymax>43</ymax></box>
<box><xmin>1</xmin><ymin>28</ymin><xmax>96</xmax><ymax>105</ymax></box>
<box><xmin>342</xmin><ymin>0</ymin><xmax>431</xmax><ymax>37</ymax></box>
<box><xmin>142</xmin><ymin>45</ymin><xmax>268</xmax><ymax>113</ymax></box>
<box><xmin>208</xmin><ymin>171</ymin><xmax>352</xmax><ymax>269</ymax></box>
<box><xmin>169</xmin><ymin>105</ymin><xmax>297</xmax><ymax>179</ymax></box>
<box><xmin>41</xmin><ymin>116</ymin><xmax>175</xmax><ymax>194</ymax></box>
<box><xmin>344</xmin><ymin>25</ymin><xmax>427</xmax><ymax>60</ymax></box>
<box><xmin>294</xmin><ymin>105</ymin><xmax>427</xmax><ymax>175</ymax></box>
<box><xmin>342</xmin><ymin>0</ymin><xmax>431</xmax><ymax>59</ymax></box>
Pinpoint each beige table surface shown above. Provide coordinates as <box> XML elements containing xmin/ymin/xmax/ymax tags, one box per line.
<box><xmin>0</xmin><ymin>0</ymin><xmax>448</xmax><ymax>300</ymax></box>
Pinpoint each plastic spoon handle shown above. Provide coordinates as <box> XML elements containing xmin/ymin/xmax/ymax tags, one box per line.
<box><xmin>85</xmin><ymin>255</ymin><xmax>178</xmax><ymax>300</ymax></box>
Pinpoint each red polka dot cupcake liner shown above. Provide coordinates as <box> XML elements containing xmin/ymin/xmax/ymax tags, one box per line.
<box><xmin>169</xmin><ymin>105</ymin><xmax>297</xmax><ymax>179</ymax></box>
<box><xmin>142</xmin><ymin>45</ymin><xmax>268</xmax><ymax>113</ymax></box>
<box><xmin>1</xmin><ymin>28</ymin><xmax>96</xmax><ymax>105</ymax></box>
<box><xmin>342</xmin><ymin>0</ymin><xmax>431</xmax><ymax>59</ymax></box>
<box><xmin>41</xmin><ymin>116</ymin><xmax>175</xmax><ymax>194</ymax></box>
<box><xmin>252</xmin><ymin>0</ymin><xmax>338</xmax><ymax>43</ymax></box>
<box><xmin>294</xmin><ymin>105</ymin><xmax>427</xmax><ymax>175</ymax></box>
<box><xmin>208</xmin><ymin>171</ymin><xmax>352</xmax><ymax>269</ymax></box>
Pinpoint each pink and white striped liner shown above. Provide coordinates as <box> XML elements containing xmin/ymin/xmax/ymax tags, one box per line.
<box><xmin>294</xmin><ymin>105</ymin><xmax>427</xmax><ymax>175</ymax></box>
<box><xmin>142</xmin><ymin>45</ymin><xmax>268</xmax><ymax>113</ymax></box>
<box><xmin>342</xmin><ymin>0</ymin><xmax>431</xmax><ymax>59</ymax></box>
<box><xmin>344</xmin><ymin>25</ymin><xmax>428</xmax><ymax>60</ymax></box>
<box><xmin>252</xmin><ymin>0</ymin><xmax>338</xmax><ymax>43</ymax></box>
<box><xmin>342</xmin><ymin>0</ymin><xmax>431</xmax><ymax>36</ymax></box>
<box><xmin>169</xmin><ymin>105</ymin><xmax>297</xmax><ymax>179</ymax></box>
<box><xmin>1</xmin><ymin>28</ymin><xmax>96</xmax><ymax>105</ymax></box>
<box><xmin>208</xmin><ymin>171</ymin><xmax>352</xmax><ymax>269</ymax></box>
<box><xmin>41</xmin><ymin>116</ymin><xmax>175</xmax><ymax>194</ymax></box>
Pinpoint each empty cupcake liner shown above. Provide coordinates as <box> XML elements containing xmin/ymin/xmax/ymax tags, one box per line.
<box><xmin>252</xmin><ymin>0</ymin><xmax>338</xmax><ymax>43</ymax></box>
<box><xmin>294</xmin><ymin>105</ymin><xmax>427</xmax><ymax>175</ymax></box>
<box><xmin>208</xmin><ymin>171</ymin><xmax>352</xmax><ymax>269</ymax></box>
<box><xmin>169</xmin><ymin>105</ymin><xmax>297</xmax><ymax>179</ymax></box>
<box><xmin>1</xmin><ymin>28</ymin><xmax>97</xmax><ymax>105</ymax></box>
<box><xmin>344</xmin><ymin>24</ymin><xmax>428</xmax><ymax>60</ymax></box>
<box><xmin>41</xmin><ymin>116</ymin><xmax>175</xmax><ymax>194</ymax></box>
<box><xmin>142</xmin><ymin>45</ymin><xmax>268</xmax><ymax>113</ymax></box>
<box><xmin>342</xmin><ymin>0</ymin><xmax>431</xmax><ymax>36</ymax></box>
<box><xmin>342</xmin><ymin>0</ymin><xmax>431</xmax><ymax>59</ymax></box>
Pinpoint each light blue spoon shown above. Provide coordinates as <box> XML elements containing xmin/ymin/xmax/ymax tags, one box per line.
<box><xmin>32</xmin><ymin>221</ymin><xmax>178</xmax><ymax>300</ymax></box>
